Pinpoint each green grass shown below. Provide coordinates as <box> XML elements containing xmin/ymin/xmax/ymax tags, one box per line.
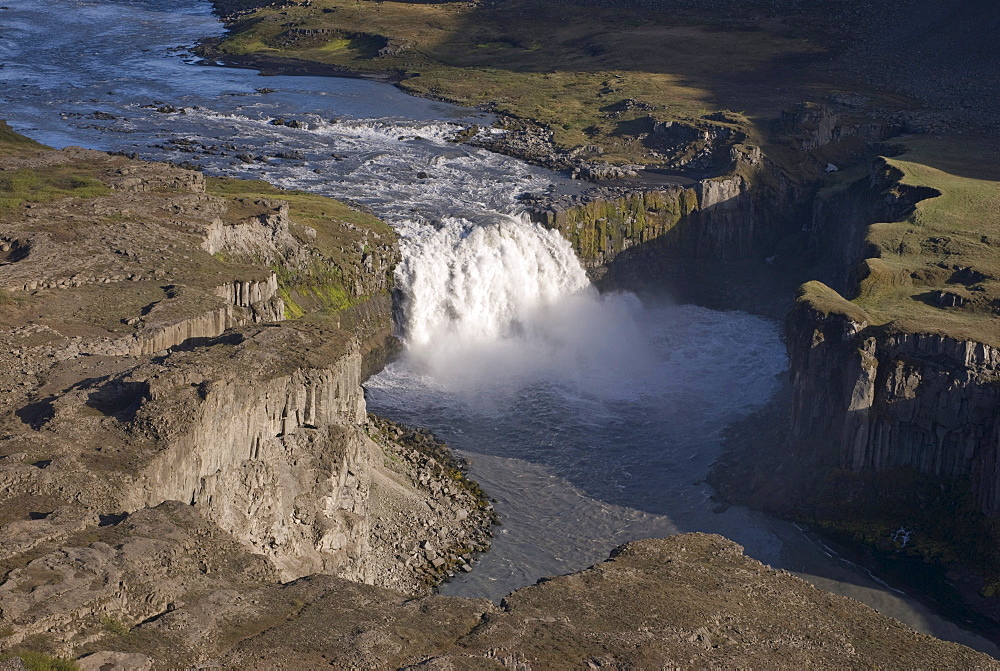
<box><xmin>210</xmin><ymin>0</ymin><xmax>847</xmax><ymax>163</ymax></box>
<box><xmin>100</xmin><ymin>616</ymin><xmax>130</xmax><ymax>636</ymax></box>
<box><xmin>0</xmin><ymin>166</ymin><xmax>109</xmax><ymax>210</ymax></box>
<box><xmin>3</xmin><ymin>652</ymin><xmax>79</xmax><ymax>671</ymax></box>
<box><xmin>845</xmin><ymin>135</ymin><xmax>1000</xmax><ymax>346</ymax></box>
<box><xmin>205</xmin><ymin>177</ymin><xmax>396</xmax><ymax>319</ymax></box>
<box><xmin>797</xmin><ymin>280</ymin><xmax>872</xmax><ymax>325</ymax></box>
<box><xmin>0</xmin><ymin>120</ymin><xmax>48</xmax><ymax>156</ymax></box>
<box><xmin>0</xmin><ymin>288</ymin><xmax>20</xmax><ymax>306</ymax></box>
<box><xmin>205</xmin><ymin>177</ymin><xmax>392</xmax><ymax>237</ymax></box>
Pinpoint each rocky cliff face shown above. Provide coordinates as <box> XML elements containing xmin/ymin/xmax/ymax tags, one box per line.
<box><xmin>526</xmin><ymin>104</ymin><xmax>905</xmax><ymax>283</ymax></box>
<box><xmin>534</xmin><ymin>102</ymin><xmax>1000</xmax><ymax>525</ymax></box>
<box><xmin>528</xmin><ymin>168</ymin><xmax>760</xmax><ymax>270</ymax></box>
<box><xmin>805</xmin><ymin>158</ymin><xmax>941</xmax><ymax>297</ymax></box>
<box><xmin>775</xmin><ymin>139</ymin><xmax>1000</xmax><ymax>519</ymax></box>
<box><xmin>120</xmin><ymin>327</ymin><xmax>372</xmax><ymax>583</ymax></box>
<box><xmin>786</xmin><ymin>283</ymin><xmax>1000</xmax><ymax>514</ymax></box>
<box><xmin>0</xmin><ymin>145</ymin><xmax>493</xmax><ymax>658</ymax></box>
<box><xmin>1</xmin><ymin>119</ymin><xmax>994</xmax><ymax>664</ymax></box>
<box><xmin>524</xmin><ymin>146</ymin><xmax>807</xmax><ymax>317</ymax></box>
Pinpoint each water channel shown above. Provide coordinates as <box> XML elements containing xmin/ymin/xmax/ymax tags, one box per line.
<box><xmin>1</xmin><ymin>0</ymin><xmax>996</xmax><ymax>654</ymax></box>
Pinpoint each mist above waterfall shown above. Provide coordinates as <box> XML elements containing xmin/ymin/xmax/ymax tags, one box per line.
<box><xmin>389</xmin><ymin>213</ymin><xmax>664</xmax><ymax>401</ymax></box>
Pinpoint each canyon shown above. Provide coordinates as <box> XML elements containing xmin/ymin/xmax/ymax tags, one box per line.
<box><xmin>3</xmin><ymin>0</ymin><xmax>1000</xmax><ymax>666</ymax></box>
<box><xmin>1</xmin><ymin>126</ymin><xmax>991</xmax><ymax>668</ymax></box>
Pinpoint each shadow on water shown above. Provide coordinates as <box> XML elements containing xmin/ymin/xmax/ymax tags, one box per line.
<box><xmin>3</xmin><ymin>0</ymin><xmax>999</xmax><ymax>654</ymax></box>
<box><xmin>364</xmin><ymin>288</ymin><xmax>1000</xmax><ymax>655</ymax></box>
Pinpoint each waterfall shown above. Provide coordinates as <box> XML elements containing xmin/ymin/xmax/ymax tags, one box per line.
<box><xmin>387</xmin><ymin>211</ymin><xmax>659</xmax><ymax>398</ymax></box>
<box><xmin>394</xmin><ymin>213</ymin><xmax>590</xmax><ymax>348</ymax></box>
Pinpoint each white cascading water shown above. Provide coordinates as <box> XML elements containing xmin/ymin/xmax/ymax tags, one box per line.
<box><xmin>395</xmin><ymin>215</ymin><xmax>589</xmax><ymax>347</ymax></box>
<box><xmin>388</xmin><ymin>212</ymin><xmax>663</xmax><ymax>400</ymax></box>
<box><xmin>6</xmin><ymin>0</ymin><xmax>995</xmax><ymax>652</ymax></box>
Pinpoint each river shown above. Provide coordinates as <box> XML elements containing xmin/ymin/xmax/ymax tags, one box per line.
<box><xmin>1</xmin><ymin>0</ymin><xmax>997</xmax><ymax>655</ymax></box>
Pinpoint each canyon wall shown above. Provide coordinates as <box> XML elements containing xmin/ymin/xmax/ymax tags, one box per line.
<box><xmin>527</xmin><ymin>146</ymin><xmax>807</xmax><ymax>316</ymax></box>
<box><xmin>537</xmin><ymin>106</ymin><xmax>1000</xmax><ymax>530</ymax></box>
<box><xmin>786</xmin><ymin>284</ymin><xmax>1000</xmax><ymax>513</ymax></box>
<box><xmin>528</xmin><ymin>153</ymin><xmax>769</xmax><ymax>271</ymax></box>
<box><xmin>775</xmin><ymin>133</ymin><xmax>1000</xmax><ymax>518</ymax></box>
<box><xmin>529</xmin><ymin>104</ymin><xmax>906</xmax><ymax>280</ymax></box>
<box><xmin>0</xmin><ymin>148</ymin><xmax>492</xmax><ymax>656</ymax></box>
<box><xmin>121</xmin><ymin>330</ymin><xmax>373</xmax><ymax>583</ymax></box>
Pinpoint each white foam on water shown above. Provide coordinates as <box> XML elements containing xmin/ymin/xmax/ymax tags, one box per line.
<box><xmin>6</xmin><ymin>1</ymin><xmax>997</xmax><ymax>652</ymax></box>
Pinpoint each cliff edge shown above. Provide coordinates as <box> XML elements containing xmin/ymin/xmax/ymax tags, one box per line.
<box><xmin>0</xmin><ymin>127</ymin><xmax>494</xmax><ymax>661</ymax></box>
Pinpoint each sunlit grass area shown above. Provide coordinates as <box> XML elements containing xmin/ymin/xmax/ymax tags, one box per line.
<box><xmin>798</xmin><ymin>134</ymin><xmax>1000</xmax><ymax>345</ymax></box>
<box><xmin>205</xmin><ymin>177</ymin><xmax>395</xmax><ymax>318</ymax></box>
<box><xmin>0</xmin><ymin>165</ymin><xmax>109</xmax><ymax>209</ymax></box>
<box><xmin>0</xmin><ymin>120</ymin><xmax>47</xmax><ymax>157</ymax></box>
<box><xmin>214</xmin><ymin>0</ymin><xmax>835</xmax><ymax>161</ymax></box>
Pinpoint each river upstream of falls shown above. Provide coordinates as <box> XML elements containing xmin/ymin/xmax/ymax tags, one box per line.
<box><xmin>2</xmin><ymin>0</ymin><xmax>998</xmax><ymax>655</ymax></box>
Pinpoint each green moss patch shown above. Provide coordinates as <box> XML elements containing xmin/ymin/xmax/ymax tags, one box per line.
<box><xmin>0</xmin><ymin>120</ymin><xmax>48</xmax><ymax>157</ymax></box>
<box><xmin>842</xmin><ymin>135</ymin><xmax>1000</xmax><ymax>347</ymax></box>
<box><xmin>796</xmin><ymin>280</ymin><xmax>871</xmax><ymax>325</ymax></box>
<box><xmin>205</xmin><ymin>177</ymin><xmax>396</xmax><ymax>320</ymax></box>
<box><xmin>2</xmin><ymin>651</ymin><xmax>79</xmax><ymax>671</ymax></box>
<box><xmin>0</xmin><ymin>165</ymin><xmax>109</xmax><ymax>210</ymax></box>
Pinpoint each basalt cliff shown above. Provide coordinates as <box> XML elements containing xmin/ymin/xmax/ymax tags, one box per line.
<box><xmin>1</xmin><ymin>125</ymin><xmax>996</xmax><ymax>668</ymax></box>
<box><xmin>0</xmin><ymin>137</ymin><xmax>497</xmax><ymax>664</ymax></box>
<box><xmin>530</xmin><ymin>99</ymin><xmax>1000</xmax><ymax>615</ymax></box>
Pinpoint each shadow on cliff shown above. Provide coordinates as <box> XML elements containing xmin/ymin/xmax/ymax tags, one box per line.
<box><xmin>710</xmin><ymin>368</ymin><xmax>1000</xmax><ymax>649</ymax></box>
<box><xmin>596</xmin><ymin>239</ymin><xmax>805</xmax><ymax>320</ymax></box>
<box><xmin>598</xmin><ymin>182</ymin><xmax>812</xmax><ymax>318</ymax></box>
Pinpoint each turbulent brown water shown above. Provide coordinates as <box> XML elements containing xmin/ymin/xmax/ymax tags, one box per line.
<box><xmin>1</xmin><ymin>0</ymin><xmax>997</xmax><ymax>655</ymax></box>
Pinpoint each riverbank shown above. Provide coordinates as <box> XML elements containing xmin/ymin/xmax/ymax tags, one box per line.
<box><xmin>3</xmin><ymin>121</ymin><xmax>996</xmax><ymax>667</ymax></box>
<box><xmin>192</xmin><ymin>0</ymin><xmax>1000</xmax><ymax>645</ymax></box>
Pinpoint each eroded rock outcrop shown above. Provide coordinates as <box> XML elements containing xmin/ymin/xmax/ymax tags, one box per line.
<box><xmin>779</xmin><ymin>103</ymin><xmax>901</xmax><ymax>153</ymax></box>
<box><xmin>0</xmin><ymin>144</ymin><xmax>492</xmax><ymax>659</ymax></box>
<box><xmin>0</xmin><ymin>502</ymin><xmax>278</xmax><ymax>655</ymax></box>
<box><xmin>786</xmin><ymin>283</ymin><xmax>1000</xmax><ymax>514</ymax></box>
<box><xmin>78</xmin><ymin>534</ymin><xmax>998</xmax><ymax>669</ymax></box>
<box><xmin>805</xmin><ymin>156</ymin><xmax>942</xmax><ymax>295</ymax></box>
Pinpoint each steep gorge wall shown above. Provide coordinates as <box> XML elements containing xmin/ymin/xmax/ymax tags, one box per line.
<box><xmin>805</xmin><ymin>159</ymin><xmax>941</xmax><ymax>297</ymax></box>
<box><xmin>782</xmin><ymin>152</ymin><xmax>1000</xmax><ymax>518</ymax></box>
<box><xmin>0</xmin><ymin>146</ymin><xmax>491</xmax><ymax>654</ymax></box>
<box><xmin>527</xmin><ymin>147</ymin><xmax>811</xmax><ymax>318</ymax></box>
<box><xmin>529</xmin><ymin>168</ymin><xmax>768</xmax><ymax>271</ymax></box>
<box><xmin>787</xmin><ymin>285</ymin><xmax>1000</xmax><ymax>515</ymax></box>
<box><xmin>121</xmin><ymin>337</ymin><xmax>372</xmax><ymax>582</ymax></box>
<box><xmin>528</xmin><ymin>108</ymin><xmax>899</xmax><ymax>282</ymax></box>
<box><xmin>534</xmin><ymin>109</ymin><xmax>1000</xmax><ymax>530</ymax></box>
<box><xmin>527</xmin><ymin>149</ymin><xmax>808</xmax><ymax>317</ymax></box>
<box><xmin>86</xmin><ymin>275</ymin><xmax>284</xmax><ymax>358</ymax></box>
<box><xmin>538</xmin><ymin>107</ymin><xmax>1000</xmax><ymax>521</ymax></box>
